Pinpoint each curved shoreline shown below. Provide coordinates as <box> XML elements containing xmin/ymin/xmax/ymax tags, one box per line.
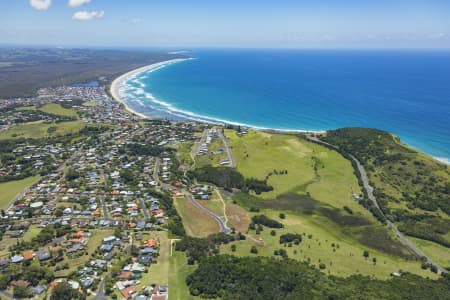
<box><xmin>110</xmin><ymin>58</ymin><xmax>191</xmax><ymax>119</ymax></box>
<box><xmin>109</xmin><ymin>61</ymin><xmax>448</xmax><ymax>165</ymax></box>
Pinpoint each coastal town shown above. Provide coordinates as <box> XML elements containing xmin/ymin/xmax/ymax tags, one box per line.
<box><xmin>0</xmin><ymin>81</ymin><xmax>228</xmax><ymax>300</ymax></box>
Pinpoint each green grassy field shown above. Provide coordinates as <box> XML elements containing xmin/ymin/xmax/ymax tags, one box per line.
<box><xmin>221</xmin><ymin>209</ymin><xmax>437</xmax><ymax>279</ymax></box>
<box><xmin>226</xmin><ymin>130</ymin><xmax>375</xmax><ymax>226</ymax></box>
<box><xmin>0</xmin><ymin>175</ymin><xmax>40</xmax><ymax>209</ymax></box>
<box><xmin>409</xmin><ymin>237</ymin><xmax>450</xmax><ymax>269</ymax></box>
<box><xmin>168</xmin><ymin>251</ymin><xmax>198</xmax><ymax>300</ymax></box>
<box><xmin>174</xmin><ymin>196</ymin><xmax>220</xmax><ymax>237</ymax></box>
<box><xmin>225</xmin><ymin>130</ymin><xmax>364</xmax><ymax>213</ymax></box>
<box><xmin>21</xmin><ymin>225</ymin><xmax>41</xmax><ymax>242</ymax></box>
<box><xmin>39</xmin><ymin>103</ymin><xmax>78</xmax><ymax>117</ymax></box>
<box><xmin>0</xmin><ymin>120</ymin><xmax>85</xmax><ymax>140</ymax></box>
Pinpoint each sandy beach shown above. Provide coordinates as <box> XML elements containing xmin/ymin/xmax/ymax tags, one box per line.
<box><xmin>110</xmin><ymin>58</ymin><xmax>190</xmax><ymax>119</ymax></box>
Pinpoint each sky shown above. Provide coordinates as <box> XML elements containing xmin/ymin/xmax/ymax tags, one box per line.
<box><xmin>1</xmin><ymin>0</ymin><xmax>450</xmax><ymax>49</ymax></box>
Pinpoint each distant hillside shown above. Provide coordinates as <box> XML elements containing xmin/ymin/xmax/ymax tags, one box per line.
<box><xmin>322</xmin><ymin>128</ymin><xmax>450</xmax><ymax>248</ymax></box>
<box><xmin>0</xmin><ymin>48</ymin><xmax>186</xmax><ymax>98</ymax></box>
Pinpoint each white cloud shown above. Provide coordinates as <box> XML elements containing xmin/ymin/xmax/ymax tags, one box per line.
<box><xmin>72</xmin><ymin>10</ymin><xmax>104</xmax><ymax>21</ymax></box>
<box><xmin>29</xmin><ymin>0</ymin><xmax>52</xmax><ymax>10</ymax></box>
<box><xmin>131</xmin><ymin>18</ymin><xmax>141</xmax><ymax>24</ymax></box>
<box><xmin>68</xmin><ymin>0</ymin><xmax>91</xmax><ymax>8</ymax></box>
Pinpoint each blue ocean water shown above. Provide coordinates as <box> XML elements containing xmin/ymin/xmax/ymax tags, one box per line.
<box><xmin>120</xmin><ymin>49</ymin><xmax>450</xmax><ymax>163</ymax></box>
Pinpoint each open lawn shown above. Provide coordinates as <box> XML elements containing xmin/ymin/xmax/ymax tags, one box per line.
<box><xmin>138</xmin><ymin>231</ymin><xmax>169</xmax><ymax>288</ymax></box>
<box><xmin>409</xmin><ymin>237</ymin><xmax>450</xmax><ymax>269</ymax></box>
<box><xmin>198</xmin><ymin>190</ymin><xmax>226</xmax><ymax>221</ymax></box>
<box><xmin>39</xmin><ymin>103</ymin><xmax>78</xmax><ymax>117</ymax></box>
<box><xmin>0</xmin><ymin>120</ymin><xmax>85</xmax><ymax>140</ymax></box>
<box><xmin>168</xmin><ymin>251</ymin><xmax>197</xmax><ymax>300</ymax></box>
<box><xmin>225</xmin><ymin>130</ymin><xmax>364</xmax><ymax>214</ymax></box>
<box><xmin>221</xmin><ymin>209</ymin><xmax>437</xmax><ymax>279</ymax></box>
<box><xmin>0</xmin><ymin>175</ymin><xmax>40</xmax><ymax>209</ymax></box>
<box><xmin>21</xmin><ymin>225</ymin><xmax>41</xmax><ymax>242</ymax></box>
<box><xmin>174</xmin><ymin>196</ymin><xmax>220</xmax><ymax>238</ymax></box>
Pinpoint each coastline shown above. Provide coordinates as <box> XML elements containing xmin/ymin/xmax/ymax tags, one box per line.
<box><xmin>110</xmin><ymin>58</ymin><xmax>191</xmax><ymax>119</ymax></box>
<box><xmin>109</xmin><ymin>59</ymin><xmax>326</xmax><ymax>134</ymax></box>
<box><xmin>109</xmin><ymin>60</ymin><xmax>448</xmax><ymax>165</ymax></box>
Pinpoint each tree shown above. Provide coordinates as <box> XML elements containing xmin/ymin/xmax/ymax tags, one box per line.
<box><xmin>363</xmin><ymin>250</ymin><xmax>369</xmax><ymax>259</ymax></box>
<box><xmin>50</xmin><ymin>282</ymin><xmax>83</xmax><ymax>300</ymax></box>
<box><xmin>0</xmin><ymin>274</ymin><xmax>8</xmax><ymax>290</ymax></box>
<box><xmin>270</xmin><ymin>230</ymin><xmax>276</xmax><ymax>236</ymax></box>
<box><xmin>231</xmin><ymin>244</ymin><xmax>236</xmax><ymax>252</ymax></box>
<box><xmin>13</xmin><ymin>286</ymin><xmax>31</xmax><ymax>298</ymax></box>
<box><xmin>250</xmin><ymin>246</ymin><xmax>258</xmax><ymax>254</ymax></box>
<box><xmin>279</xmin><ymin>213</ymin><xmax>286</xmax><ymax>219</ymax></box>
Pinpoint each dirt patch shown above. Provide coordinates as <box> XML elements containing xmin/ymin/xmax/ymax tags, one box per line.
<box><xmin>226</xmin><ymin>202</ymin><xmax>251</xmax><ymax>233</ymax></box>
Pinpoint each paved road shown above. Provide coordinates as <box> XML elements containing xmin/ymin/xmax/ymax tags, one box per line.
<box><xmin>218</xmin><ymin>129</ymin><xmax>236</xmax><ymax>168</ymax></box>
<box><xmin>153</xmin><ymin>157</ymin><xmax>161</xmax><ymax>182</ymax></box>
<box><xmin>0</xmin><ymin>290</ymin><xmax>13</xmax><ymax>299</ymax></box>
<box><xmin>307</xmin><ymin>136</ymin><xmax>447</xmax><ymax>274</ymax></box>
<box><xmin>92</xmin><ymin>277</ymin><xmax>107</xmax><ymax>300</ymax></box>
<box><xmin>139</xmin><ymin>198</ymin><xmax>150</xmax><ymax>220</ymax></box>
<box><xmin>100</xmin><ymin>196</ymin><xmax>110</xmax><ymax>220</ymax></box>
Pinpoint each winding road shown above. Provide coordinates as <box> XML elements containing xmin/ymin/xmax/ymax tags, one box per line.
<box><xmin>307</xmin><ymin>135</ymin><xmax>447</xmax><ymax>274</ymax></box>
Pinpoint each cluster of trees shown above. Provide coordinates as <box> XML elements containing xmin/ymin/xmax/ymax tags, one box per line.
<box><xmin>175</xmin><ymin>233</ymin><xmax>239</xmax><ymax>263</ymax></box>
<box><xmin>186</xmin><ymin>255</ymin><xmax>450</xmax><ymax>299</ymax></box>
<box><xmin>397</xmin><ymin>214</ymin><xmax>450</xmax><ymax>247</ymax></box>
<box><xmin>279</xmin><ymin>233</ymin><xmax>302</xmax><ymax>245</ymax></box>
<box><xmin>124</xmin><ymin>143</ymin><xmax>166</xmax><ymax>157</ymax></box>
<box><xmin>0</xmin><ymin>265</ymin><xmax>54</xmax><ymax>292</ymax></box>
<box><xmin>251</xmin><ymin>215</ymin><xmax>284</xmax><ymax>228</ymax></box>
<box><xmin>188</xmin><ymin>166</ymin><xmax>273</xmax><ymax>194</ymax></box>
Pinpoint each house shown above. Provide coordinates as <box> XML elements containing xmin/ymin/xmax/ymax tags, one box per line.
<box><xmin>67</xmin><ymin>243</ymin><xmax>84</xmax><ymax>253</ymax></box>
<box><xmin>0</xmin><ymin>258</ymin><xmax>10</xmax><ymax>268</ymax></box>
<box><xmin>143</xmin><ymin>238</ymin><xmax>158</xmax><ymax>248</ymax></box>
<box><xmin>136</xmin><ymin>221</ymin><xmax>146</xmax><ymax>230</ymax></box>
<box><xmin>104</xmin><ymin>251</ymin><xmax>115</xmax><ymax>261</ymax></box>
<box><xmin>11</xmin><ymin>255</ymin><xmax>24</xmax><ymax>263</ymax></box>
<box><xmin>37</xmin><ymin>249</ymin><xmax>51</xmax><ymax>261</ymax></box>
<box><xmin>23</xmin><ymin>250</ymin><xmax>35</xmax><ymax>261</ymax></box>
<box><xmin>101</xmin><ymin>243</ymin><xmax>114</xmax><ymax>252</ymax></box>
<box><xmin>103</xmin><ymin>236</ymin><xmax>116</xmax><ymax>244</ymax></box>
<box><xmin>117</xmin><ymin>271</ymin><xmax>133</xmax><ymax>280</ymax></box>
<box><xmin>31</xmin><ymin>285</ymin><xmax>47</xmax><ymax>296</ymax></box>
<box><xmin>10</xmin><ymin>280</ymin><xmax>30</xmax><ymax>289</ymax></box>
<box><xmin>81</xmin><ymin>277</ymin><xmax>94</xmax><ymax>288</ymax></box>
<box><xmin>123</xmin><ymin>262</ymin><xmax>145</xmax><ymax>272</ymax></box>
<box><xmin>138</xmin><ymin>255</ymin><xmax>152</xmax><ymax>266</ymax></box>
<box><xmin>139</xmin><ymin>247</ymin><xmax>154</xmax><ymax>255</ymax></box>
<box><xmin>7</xmin><ymin>230</ymin><xmax>23</xmax><ymax>238</ymax></box>
<box><xmin>91</xmin><ymin>259</ymin><xmax>107</xmax><ymax>269</ymax></box>
<box><xmin>120</xmin><ymin>286</ymin><xmax>137</xmax><ymax>299</ymax></box>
